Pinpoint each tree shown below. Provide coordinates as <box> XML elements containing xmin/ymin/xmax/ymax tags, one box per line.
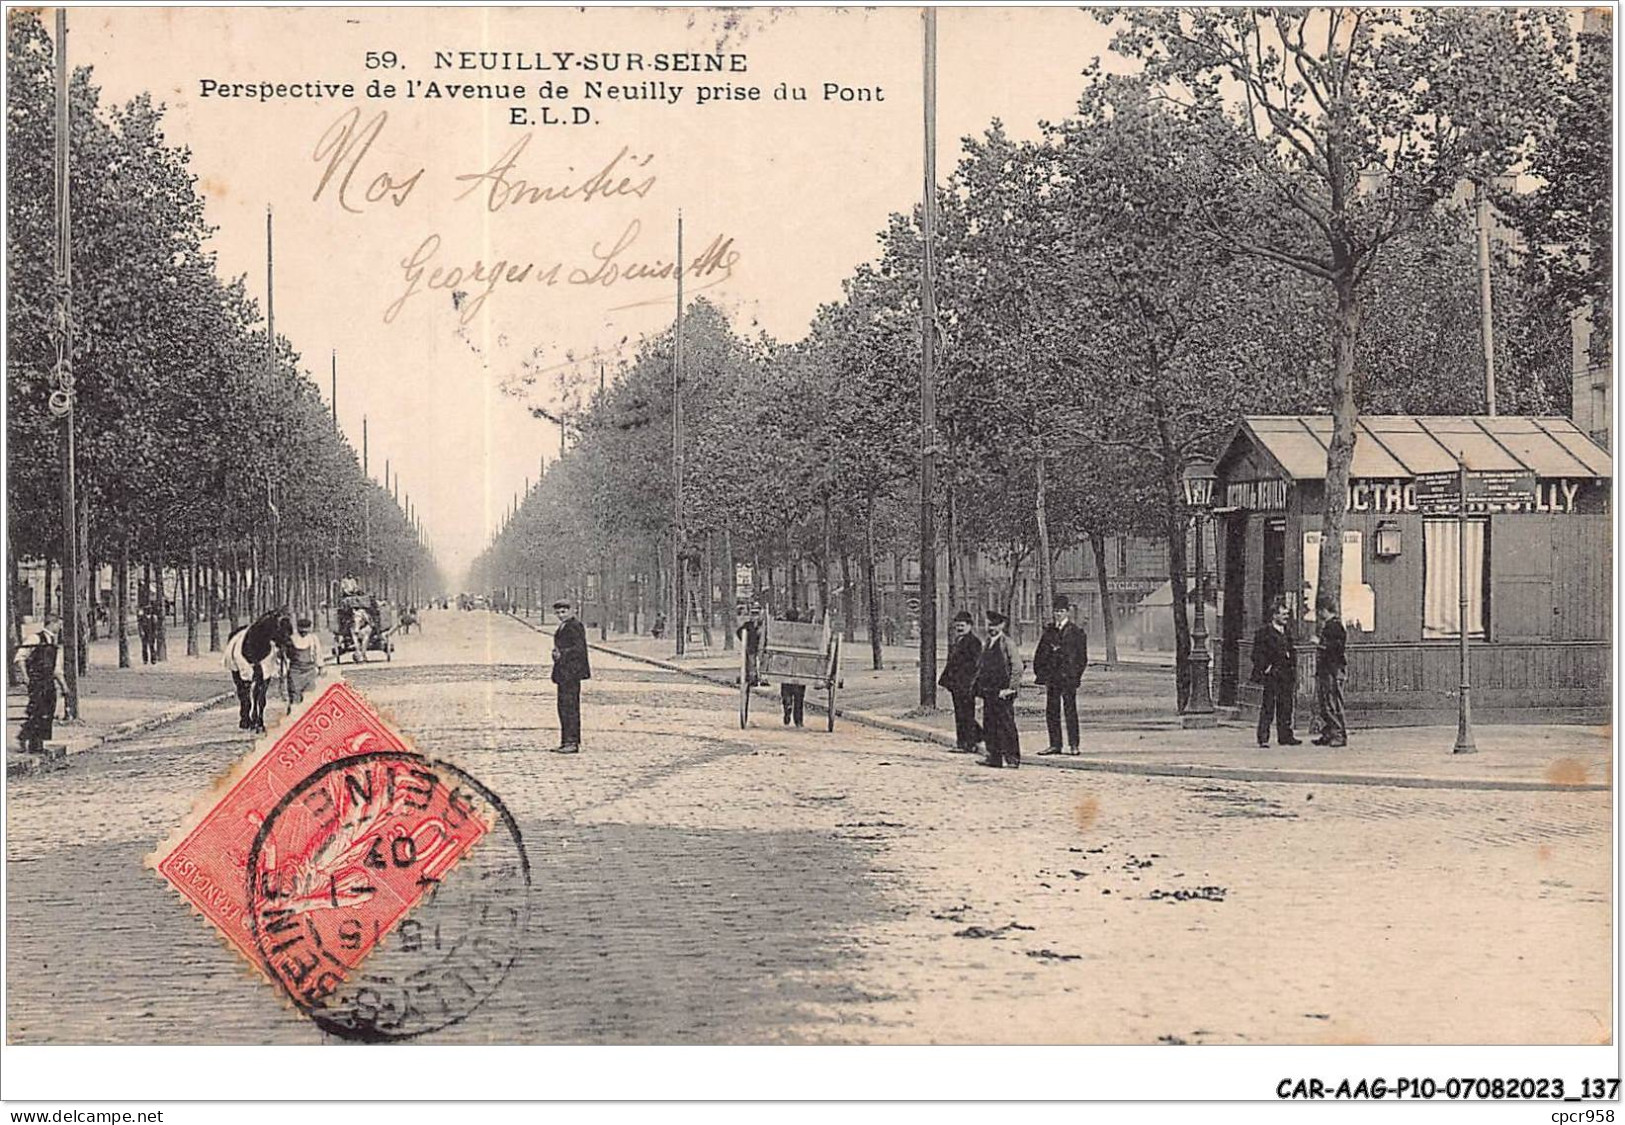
<box><xmin>1108</xmin><ymin>7</ymin><xmax>1571</xmax><ymax>612</ymax></box>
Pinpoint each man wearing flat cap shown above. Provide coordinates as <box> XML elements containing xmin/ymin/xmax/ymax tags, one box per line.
<box><xmin>550</xmin><ymin>599</ymin><xmax>592</xmax><ymax>753</ymax></box>
<box><xmin>1032</xmin><ymin>594</ymin><xmax>1089</xmax><ymax>755</ymax></box>
<box><xmin>973</xmin><ymin>608</ymin><xmax>1022</xmax><ymax>768</ymax></box>
<box><xmin>938</xmin><ymin>610</ymin><xmax>983</xmax><ymax>753</ymax></box>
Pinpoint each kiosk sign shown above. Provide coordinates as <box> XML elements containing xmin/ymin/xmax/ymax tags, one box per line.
<box><xmin>1414</xmin><ymin>470</ymin><xmax>1538</xmax><ymax>514</ymax></box>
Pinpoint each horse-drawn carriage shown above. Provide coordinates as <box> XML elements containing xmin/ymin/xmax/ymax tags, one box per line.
<box><xmin>331</xmin><ymin>592</ymin><xmax>397</xmax><ymax>662</ymax></box>
<box><xmin>740</xmin><ymin>611</ymin><xmax>842</xmax><ymax>731</ymax></box>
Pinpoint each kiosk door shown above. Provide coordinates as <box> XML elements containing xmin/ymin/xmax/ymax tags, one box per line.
<box><xmin>1220</xmin><ymin>514</ymin><xmax>1247</xmax><ymax>705</ymax></box>
<box><xmin>1262</xmin><ymin>517</ymin><xmax>1287</xmax><ymax>613</ymax></box>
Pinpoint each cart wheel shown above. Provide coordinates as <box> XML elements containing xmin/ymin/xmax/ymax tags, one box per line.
<box><xmin>826</xmin><ymin>682</ymin><xmax>836</xmax><ymax>732</ymax></box>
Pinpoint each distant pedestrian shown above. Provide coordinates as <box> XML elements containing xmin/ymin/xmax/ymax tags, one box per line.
<box><xmin>1250</xmin><ymin>597</ymin><xmax>1301</xmax><ymax>747</ymax></box>
<box><xmin>779</xmin><ymin>607</ymin><xmax>810</xmax><ymax>727</ymax></box>
<box><xmin>550</xmin><ymin>599</ymin><xmax>591</xmax><ymax>753</ymax></box>
<box><xmin>938</xmin><ymin>610</ymin><xmax>983</xmax><ymax>753</ymax></box>
<box><xmin>1033</xmin><ymin>595</ymin><xmax>1088</xmax><ymax>756</ymax></box>
<box><xmin>286</xmin><ymin>617</ymin><xmax>322</xmax><ymax>704</ymax></box>
<box><xmin>138</xmin><ymin>603</ymin><xmax>158</xmax><ymax>665</ymax></box>
<box><xmin>13</xmin><ymin>613</ymin><xmax>64</xmax><ymax>754</ymax></box>
<box><xmin>1312</xmin><ymin>594</ymin><xmax>1348</xmax><ymax>747</ymax></box>
<box><xmin>974</xmin><ymin>608</ymin><xmax>1022</xmax><ymax>769</ymax></box>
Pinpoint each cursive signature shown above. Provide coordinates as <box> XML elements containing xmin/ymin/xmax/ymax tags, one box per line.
<box><xmin>384</xmin><ymin>221</ymin><xmax>740</xmax><ymax>324</ymax></box>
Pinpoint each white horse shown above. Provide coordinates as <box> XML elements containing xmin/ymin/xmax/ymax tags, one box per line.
<box><xmin>347</xmin><ymin>606</ymin><xmax>374</xmax><ymax>662</ymax></box>
<box><xmin>224</xmin><ymin>609</ymin><xmax>292</xmax><ymax>732</ymax></box>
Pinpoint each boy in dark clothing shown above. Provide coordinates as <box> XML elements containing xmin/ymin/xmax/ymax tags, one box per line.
<box><xmin>780</xmin><ymin>607</ymin><xmax>810</xmax><ymax>726</ymax></box>
<box><xmin>938</xmin><ymin>610</ymin><xmax>983</xmax><ymax>753</ymax></box>
<box><xmin>1313</xmin><ymin>594</ymin><xmax>1348</xmax><ymax>747</ymax></box>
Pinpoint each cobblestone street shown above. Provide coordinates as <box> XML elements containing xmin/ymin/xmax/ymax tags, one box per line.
<box><xmin>5</xmin><ymin>611</ymin><xmax>1612</xmax><ymax>1045</ymax></box>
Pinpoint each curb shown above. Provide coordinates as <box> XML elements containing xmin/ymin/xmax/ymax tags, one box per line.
<box><xmin>7</xmin><ymin>689</ymin><xmax>237</xmax><ymax>779</ymax></box>
<box><xmin>510</xmin><ymin>614</ymin><xmax>1611</xmax><ymax>795</ymax></box>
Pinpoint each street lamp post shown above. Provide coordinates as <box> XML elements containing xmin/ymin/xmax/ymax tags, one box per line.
<box><xmin>1452</xmin><ymin>453</ymin><xmax>1476</xmax><ymax>754</ymax></box>
<box><xmin>1181</xmin><ymin>460</ymin><xmax>1217</xmax><ymax>727</ymax></box>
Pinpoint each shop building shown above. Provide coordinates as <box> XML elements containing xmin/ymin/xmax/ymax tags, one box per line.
<box><xmin>1213</xmin><ymin>415</ymin><xmax>1611</xmax><ymax>722</ymax></box>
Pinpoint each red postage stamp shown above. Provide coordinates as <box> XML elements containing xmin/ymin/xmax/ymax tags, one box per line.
<box><xmin>151</xmin><ymin>680</ymin><xmax>492</xmax><ymax>1003</ymax></box>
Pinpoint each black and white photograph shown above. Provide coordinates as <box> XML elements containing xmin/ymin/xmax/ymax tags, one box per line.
<box><xmin>1</xmin><ymin>3</ymin><xmax>1616</xmax><ymax>1115</ymax></box>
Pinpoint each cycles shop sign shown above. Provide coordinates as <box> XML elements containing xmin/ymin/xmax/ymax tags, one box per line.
<box><xmin>1226</xmin><ymin>476</ymin><xmax>1585</xmax><ymax>515</ymax></box>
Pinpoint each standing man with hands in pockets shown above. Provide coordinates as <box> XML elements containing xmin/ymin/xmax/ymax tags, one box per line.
<box><xmin>550</xmin><ymin>599</ymin><xmax>591</xmax><ymax>754</ymax></box>
<box><xmin>938</xmin><ymin>610</ymin><xmax>983</xmax><ymax>754</ymax></box>
<box><xmin>974</xmin><ymin>608</ymin><xmax>1023</xmax><ymax>770</ymax></box>
<box><xmin>1033</xmin><ymin>595</ymin><xmax>1088</xmax><ymax>756</ymax></box>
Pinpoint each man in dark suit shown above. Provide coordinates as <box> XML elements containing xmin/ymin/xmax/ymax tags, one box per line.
<box><xmin>551</xmin><ymin>599</ymin><xmax>592</xmax><ymax>753</ymax></box>
<box><xmin>1313</xmin><ymin>594</ymin><xmax>1348</xmax><ymax>747</ymax></box>
<box><xmin>1251</xmin><ymin>597</ymin><xmax>1301</xmax><ymax>747</ymax></box>
<box><xmin>1033</xmin><ymin>595</ymin><xmax>1089</xmax><ymax>755</ymax></box>
<box><xmin>938</xmin><ymin>610</ymin><xmax>983</xmax><ymax>753</ymax></box>
<box><xmin>973</xmin><ymin>608</ymin><xmax>1022</xmax><ymax>769</ymax></box>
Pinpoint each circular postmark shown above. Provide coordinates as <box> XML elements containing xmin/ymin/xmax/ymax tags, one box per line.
<box><xmin>246</xmin><ymin>749</ymin><xmax>530</xmax><ymax>1042</ymax></box>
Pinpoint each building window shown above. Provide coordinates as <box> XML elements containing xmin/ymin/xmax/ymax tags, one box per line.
<box><xmin>1422</xmin><ymin>519</ymin><xmax>1487</xmax><ymax>638</ymax></box>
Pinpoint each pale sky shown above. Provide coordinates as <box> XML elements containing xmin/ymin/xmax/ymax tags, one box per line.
<box><xmin>72</xmin><ymin>6</ymin><xmax>1122</xmax><ymax>584</ymax></box>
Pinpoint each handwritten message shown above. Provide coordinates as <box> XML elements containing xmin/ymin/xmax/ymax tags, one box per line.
<box><xmin>308</xmin><ymin>108</ymin><xmax>740</xmax><ymax>323</ymax></box>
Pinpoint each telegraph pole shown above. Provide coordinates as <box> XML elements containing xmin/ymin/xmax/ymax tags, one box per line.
<box><xmin>331</xmin><ymin>350</ymin><xmax>338</xmax><ymax>429</ymax></box>
<box><xmin>918</xmin><ymin>6</ymin><xmax>939</xmax><ymax>708</ymax></box>
<box><xmin>266</xmin><ymin>206</ymin><xmax>279</xmax><ymax>607</ymax></box>
<box><xmin>53</xmin><ymin>8</ymin><xmax>81</xmax><ymax>718</ymax></box>
<box><xmin>599</xmin><ymin>361</ymin><xmax>609</xmax><ymax>642</ymax></box>
<box><xmin>673</xmin><ymin>211</ymin><xmax>686</xmax><ymax>656</ymax></box>
<box><xmin>1475</xmin><ymin>184</ymin><xmax>1497</xmax><ymax>416</ymax></box>
<box><xmin>1453</xmin><ymin>453</ymin><xmax>1477</xmax><ymax>753</ymax></box>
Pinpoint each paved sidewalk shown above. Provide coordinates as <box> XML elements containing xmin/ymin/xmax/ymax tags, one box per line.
<box><xmin>515</xmin><ymin>612</ymin><xmax>1614</xmax><ymax>794</ymax></box>
<box><xmin>525</xmin><ymin>612</ymin><xmax>1187</xmax><ymax>725</ymax></box>
<box><xmin>5</xmin><ymin>625</ymin><xmax>238</xmax><ymax>777</ymax></box>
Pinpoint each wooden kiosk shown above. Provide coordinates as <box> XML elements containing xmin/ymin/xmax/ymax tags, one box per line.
<box><xmin>1212</xmin><ymin>416</ymin><xmax>1611</xmax><ymax>724</ymax></box>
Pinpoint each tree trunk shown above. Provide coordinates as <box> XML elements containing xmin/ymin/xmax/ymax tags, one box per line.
<box><xmin>1002</xmin><ymin>549</ymin><xmax>1026</xmax><ymax>633</ymax></box>
<box><xmin>839</xmin><ymin>545</ymin><xmax>856</xmax><ymax>644</ymax></box>
<box><xmin>187</xmin><ymin>546</ymin><xmax>200</xmax><ymax>656</ymax></box>
<box><xmin>76</xmin><ymin>499</ymin><xmax>88</xmax><ymax>675</ymax></box>
<box><xmin>43</xmin><ymin>556</ymin><xmax>53</xmax><ymax>618</ymax></box>
<box><xmin>229</xmin><ymin>544</ymin><xmax>242</xmax><ymax>633</ymax></box>
<box><xmin>863</xmin><ymin>496</ymin><xmax>883</xmax><ymax>670</ymax></box>
<box><xmin>153</xmin><ymin>555</ymin><xmax>168</xmax><ymax>661</ymax></box>
<box><xmin>723</xmin><ymin>529</ymin><xmax>736</xmax><ymax>650</ymax></box>
<box><xmin>818</xmin><ymin>498</ymin><xmax>833</xmax><ymax>621</ymax></box>
<box><xmin>1320</xmin><ymin>271</ymin><xmax>1360</xmax><ymax>618</ymax></box>
<box><xmin>1034</xmin><ymin>450</ymin><xmax>1054</xmax><ymax>624</ymax></box>
<box><xmin>1090</xmin><ymin>531</ymin><xmax>1119</xmax><ymax>666</ymax></box>
<box><xmin>7</xmin><ymin>545</ymin><xmax>22</xmax><ymax>685</ymax></box>
<box><xmin>946</xmin><ymin>474</ymin><xmax>959</xmax><ymax>615</ymax></box>
<box><xmin>209</xmin><ymin>546</ymin><xmax>222</xmax><ymax>652</ymax></box>
<box><xmin>86</xmin><ymin>555</ymin><xmax>100</xmax><ymax>640</ymax></box>
<box><xmin>116</xmin><ymin>540</ymin><xmax>131</xmax><ymax>669</ymax></box>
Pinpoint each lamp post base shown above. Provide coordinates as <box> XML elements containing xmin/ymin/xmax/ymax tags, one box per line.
<box><xmin>1183</xmin><ymin>645</ymin><xmax>1216</xmax><ymax>727</ymax></box>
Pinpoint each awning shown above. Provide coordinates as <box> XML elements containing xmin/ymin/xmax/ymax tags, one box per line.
<box><xmin>1218</xmin><ymin>415</ymin><xmax>1613</xmax><ymax>481</ymax></box>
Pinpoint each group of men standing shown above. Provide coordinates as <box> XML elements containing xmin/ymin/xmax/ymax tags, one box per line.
<box><xmin>937</xmin><ymin>596</ymin><xmax>1089</xmax><ymax>770</ymax></box>
<box><xmin>1250</xmin><ymin>593</ymin><xmax>1349</xmax><ymax>748</ymax></box>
